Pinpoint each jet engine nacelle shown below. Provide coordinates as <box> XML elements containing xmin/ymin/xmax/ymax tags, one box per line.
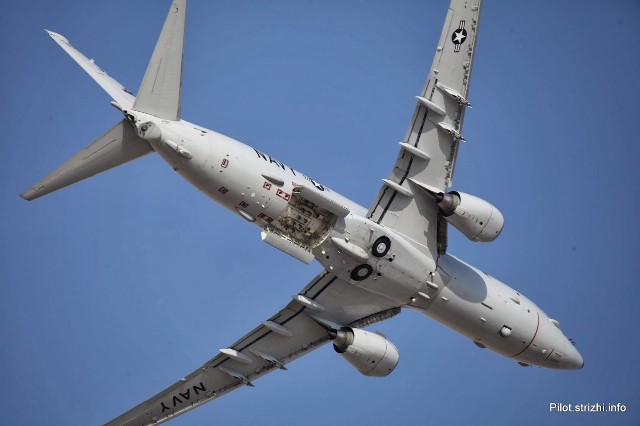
<box><xmin>330</xmin><ymin>327</ymin><xmax>399</xmax><ymax>377</ymax></box>
<box><xmin>436</xmin><ymin>191</ymin><xmax>504</xmax><ymax>242</ymax></box>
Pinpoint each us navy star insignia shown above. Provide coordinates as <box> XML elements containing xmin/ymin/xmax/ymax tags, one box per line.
<box><xmin>452</xmin><ymin>29</ymin><xmax>466</xmax><ymax>43</ymax></box>
<box><xmin>452</xmin><ymin>20</ymin><xmax>467</xmax><ymax>52</ymax></box>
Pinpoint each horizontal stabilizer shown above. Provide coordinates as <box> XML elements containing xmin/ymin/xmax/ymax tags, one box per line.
<box><xmin>21</xmin><ymin>120</ymin><xmax>153</xmax><ymax>201</ymax></box>
<box><xmin>46</xmin><ymin>30</ymin><xmax>135</xmax><ymax>109</ymax></box>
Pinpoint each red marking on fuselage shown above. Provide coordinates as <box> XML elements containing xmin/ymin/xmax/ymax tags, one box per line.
<box><xmin>511</xmin><ymin>312</ymin><xmax>540</xmax><ymax>358</ymax></box>
<box><xmin>276</xmin><ymin>189</ymin><xmax>290</xmax><ymax>201</ymax></box>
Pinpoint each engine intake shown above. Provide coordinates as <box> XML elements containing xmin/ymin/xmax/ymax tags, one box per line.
<box><xmin>436</xmin><ymin>191</ymin><xmax>504</xmax><ymax>242</ymax></box>
<box><xmin>330</xmin><ymin>327</ymin><xmax>399</xmax><ymax>377</ymax></box>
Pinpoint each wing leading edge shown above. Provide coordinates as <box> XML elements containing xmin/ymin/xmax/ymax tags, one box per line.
<box><xmin>104</xmin><ymin>271</ymin><xmax>400</xmax><ymax>425</ymax></box>
<box><xmin>367</xmin><ymin>0</ymin><xmax>482</xmax><ymax>257</ymax></box>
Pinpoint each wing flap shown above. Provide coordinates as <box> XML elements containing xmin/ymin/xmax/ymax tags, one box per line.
<box><xmin>21</xmin><ymin>120</ymin><xmax>152</xmax><ymax>201</ymax></box>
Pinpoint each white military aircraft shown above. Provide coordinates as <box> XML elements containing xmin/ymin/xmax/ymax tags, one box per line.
<box><xmin>22</xmin><ymin>0</ymin><xmax>583</xmax><ymax>424</ymax></box>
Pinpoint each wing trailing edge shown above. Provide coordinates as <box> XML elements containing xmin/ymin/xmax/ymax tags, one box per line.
<box><xmin>21</xmin><ymin>120</ymin><xmax>153</xmax><ymax>201</ymax></box>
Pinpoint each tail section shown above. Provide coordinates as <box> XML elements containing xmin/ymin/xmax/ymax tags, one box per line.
<box><xmin>133</xmin><ymin>0</ymin><xmax>186</xmax><ymax>121</ymax></box>
<box><xmin>21</xmin><ymin>120</ymin><xmax>152</xmax><ymax>201</ymax></box>
<box><xmin>22</xmin><ymin>0</ymin><xmax>187</xmax><ymax>201</ymax></box>
<box><xmin>45</xmin><ymin>0</ymin><xmax>187</xmax><ymax>118</ymax></box>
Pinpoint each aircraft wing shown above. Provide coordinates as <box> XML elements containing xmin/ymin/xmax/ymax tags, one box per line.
<box><xmin>104</xmin><ymin>270</ymin><xmax>400</xmax><ymax>426</ymax></box>
<box><xmin>367</xmin><ymin>0</ymin><xmax>482</xmax><ymax>258</ymax></box>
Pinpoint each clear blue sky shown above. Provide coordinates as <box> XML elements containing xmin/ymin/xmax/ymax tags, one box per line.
<box><xmin>2</xmin><ymin>1</ymin><xmax>639</xmax><ymax>425</ymax></box>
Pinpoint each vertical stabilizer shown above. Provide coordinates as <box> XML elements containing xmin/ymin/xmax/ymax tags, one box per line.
<box><xmin>133</xmin><ymin>0</ymin><xmax>186</xmax><ymax>121</ymax></box>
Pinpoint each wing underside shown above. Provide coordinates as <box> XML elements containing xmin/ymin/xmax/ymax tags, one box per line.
<box><xmin>367</xmin><ymin>0</ymin><xmax>482</xmax><ymax>257</ymax></box>
<box><xmin>104</xmin><ymin>271</ymin><xmax>400</xmax><ymax>426</ymax></box>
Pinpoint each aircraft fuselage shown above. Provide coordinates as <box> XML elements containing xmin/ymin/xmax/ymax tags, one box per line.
<box><xmin>134</xmin><ymin>111</ymin><xmax>583</xmax><ymax>371</ymax></box>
